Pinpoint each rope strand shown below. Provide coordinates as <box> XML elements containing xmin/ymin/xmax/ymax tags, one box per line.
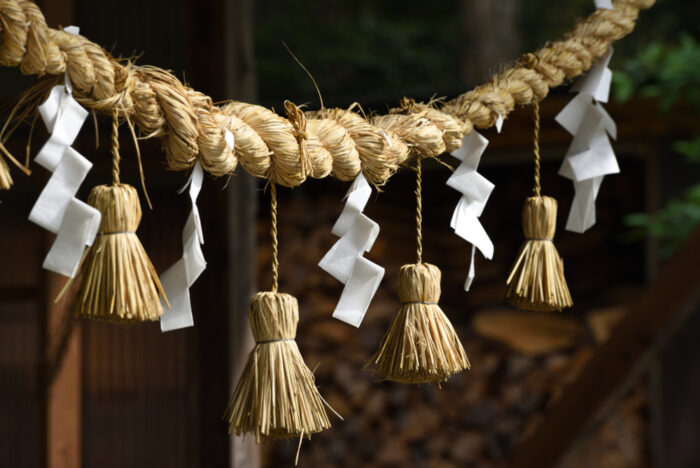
<box><xmin>532</xmin><ymin>99</ymin><xmax>541</xmax><ymax>197</ymax></box>
<box><xmin>270</xmin><ymin>182</ymin><xmax>279</xmax><ymax>293</ymax></box>
<box><xmin>111</xmin><ymin>109</ymin><xmax>120</xmax><ymax>185</ymax></box>
<box><xmin>415</xmin><ymin>156</ymin><xmax>423</xmax><ymax>264</ymax></box>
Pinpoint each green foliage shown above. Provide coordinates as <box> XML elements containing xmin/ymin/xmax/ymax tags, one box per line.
<box><xmin>615</xmin><ymin>35</ymin><xmax>700</xmax><ymax>258</ymax></box>
<box><xmin>613</xmin><ymin>34</ymin><xmax>700</xmax><ymax>110</ymax></box>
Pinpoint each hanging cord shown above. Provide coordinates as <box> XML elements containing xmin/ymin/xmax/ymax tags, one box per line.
<box><xmin>532</xmin><ymin>98</ymin><xmax>541</xmax><ymax>197</ymax></box>
<box><xmin>415</xmin><ymin>156</ymin><xmax>423</xmax><ymax>264</ymax></box>
<box><xmin>270</xmin><ymin>182</ymin><xmax>279</xmax><ymax>293</ymax></box>
<box><xmin>111</xmin><ymin>109</ymin><xmax>120</xmax><ymax>185</ymax></box>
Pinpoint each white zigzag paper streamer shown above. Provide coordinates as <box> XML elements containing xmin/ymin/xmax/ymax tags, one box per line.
<box><xmin>447</xmin><ymin>131</ymin><xmax>495</xmax><ymax>291</ymax></box>
<box><xmin>29</xmin><ymin>26</ymin><xmax>101</xmax><ymax>278</ymax></box>
<box><xmin>159</xmin><ymin>161</ymin><xmax>206</xmax><ymax>332</ymax></box>
<box><xmin>319</xmin><ymin>173</ymin><xmax>384</xmax><ymax>327</ymax></box>
<box><xmin>159</xmin><ymin>129</ymin><xmax>233</xmax><ymax>332</ymax></box>
<box><xmin>557</xmin><ymin>47</ymin><xmax>618</xmax><ymax>233</ymax></box>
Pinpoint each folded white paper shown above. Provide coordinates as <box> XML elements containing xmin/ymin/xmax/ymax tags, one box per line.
<box><xmin>447</xmin><ymin>131</ymin><xmax>494</xmax><ymax>290</ymax></box>
<box><xmin>557</xmin><ymin>47</ymin><xmax>619</xmax><ymax>234</ymax></box>
<box><xmin>29</xmin><ymin>147</ymin><xmax>92</xmax><ymax>233</ymax></box>
<box><xmin>31</xmin><ymin>63</ymin><xmax>97</xmax><ymax>278</ymax></box>
<box><xmin>160</xmin><ymin>161</ymin><xmax>207</xmax><ymax>332</ymax></box>
<box><xmin>332</xmin><ymin>256</ymin><xmax>384</xmax><ymax>327</ymax></box>
<box><xmin>571</xmin><ymin>49</ymin><xmax>613</xmax><ymax>103</ymax></box>
<box><xmin>319</xmin><ymin>173</ymin><xmax>385</xmax><ymax>327</ymax></box>
<box><xmin>36</xmin><ymin>85</ymin><xmax>88</xmax><ymax>171</ymax></box>
<box><xmin>43</xmin><ymin>199</ymin><xmax>100</xmax><ymax>277</ymax></box>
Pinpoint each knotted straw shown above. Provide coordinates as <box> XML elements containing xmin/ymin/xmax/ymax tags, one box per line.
<box><xmin>505</xmin><ymin>100</ymin><xmax>573</xmax><ymax>311</ymax></box>
<box><xmin>225</xmin><ymin>180</ymin><xmax>336</xmax><ymax>443</ymax></box>
<box><xmin>70</xmin><ymin>110</ymin><xmax>168</xmax><ymax>322</ymax></box>
<box><xmin>369</xmin><ymin>156</ymin><xmax>470</xmax><ymax>383</ymax></box>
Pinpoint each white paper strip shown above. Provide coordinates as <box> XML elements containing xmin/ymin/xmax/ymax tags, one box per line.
<box><xmin>36</xmin><ymin>85</ymin><xmax>89</xmax><ymax>171</ymax></box>
<box><xmin>319</xmin><ymin>173</ymin><xmax>385</xmax><ymax>327</ymax></box>
<box><xmin>594</xmin><ymin>0</ymin><xmax>613</xmax><ymax>10</ymax></box>
<box><xmin>557</xmin><ymin>47</ymin><xmax>619</xmax><ymax>233</ymax></box>
<box><xmin>29</xmin><ymin>147</ymin><xmax>92</xmax><ymax>233</ymax></box>
<box><xmin>43</xmin><ymin>199</ymin><xmax>101</xmax><ymax>277</ymax></box>
<box><xmin>447</xmin><ymin>131</ymin><xmax>495</xmax><ymax>290</ymax></box>
<box><xmin>160</xmin><ymin>161</ymin><xmax>207</xmax><ymax>332</ymax></box>
<box><xmin>31</xmin><ymin>60</ymin><xmax>97</xmax><ymax>278</ymax></box>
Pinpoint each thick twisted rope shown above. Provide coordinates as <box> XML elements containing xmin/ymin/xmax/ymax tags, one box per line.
<box><xmin>0</xmin><ymin>0</ymin><xmax>655</xmax><ymax>188</ymax></box>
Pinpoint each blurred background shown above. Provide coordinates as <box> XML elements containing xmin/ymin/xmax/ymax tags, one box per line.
<box><xmin>0</xmin><ymin>0</ymin><xmax>699</xmax><ymax>467</ymax></box>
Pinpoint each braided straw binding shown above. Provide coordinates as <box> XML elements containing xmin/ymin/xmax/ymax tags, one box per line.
<box><xmin>0</xmin><ymin>0</ymin><xmax>654</xmax><ymax>188</ymax></box>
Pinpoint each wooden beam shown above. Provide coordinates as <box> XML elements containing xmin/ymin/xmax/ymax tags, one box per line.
<box><xmin>508</xmin><ymin>225</ymin><xmax>700</xmax><ymax>468</ymax></box>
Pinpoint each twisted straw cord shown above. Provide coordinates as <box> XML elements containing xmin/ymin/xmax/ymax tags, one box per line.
<box><xmin>270</xmin><ymin>182</ymin><xmax>279</xmax><ymax>293</ymax></box>
<box><xmin>0</xmin><ymin>0</ymin><xmax>655</xmax><ymax>187</ymax></box>
<box><xmin>111</xmin><ymin>109</ymin><xmax>120</xmax><ymax>185</ymax></box>
<box><xmin>532</xmin><ymin>99</ymin><xmax>541</xmax><ymax>197</ymax></box>
<box><xmin>415</xmin><ymin>156</ymin><xmax>423</xmax><ymax>264</ymax></box>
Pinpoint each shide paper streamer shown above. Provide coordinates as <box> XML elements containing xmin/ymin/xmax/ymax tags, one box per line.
<box><xmin>557</xmin><ymin>48</ymin><xmax>618</xmax><ymax>233</ymax></box>
<box><xmin>447</xmin><ymin>131</ymin><xmax>495</xmax><ymax>291</ymax></box>
<box><xmin>29</xmin><ymin>26</ymin><xmax>101</xmax><ymax>278</ymax></box>
<box><xmin>158</xmin><ymin>129</ymin><xmax>233</xmax><ymax>332</ymax></box>
<box><xmin>319</xmin><ymin>173</ymin><xmax>384</xmax><ymax>327</ymax></box>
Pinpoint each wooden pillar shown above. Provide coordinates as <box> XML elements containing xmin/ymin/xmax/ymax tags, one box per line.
<box><xmin>44</xmin><ymin>270</ymin><xmax>81</xmax><ymax>468</ymax></box>
<box><xmin>35</xmin><ymin>3</ymin><xmax>81</xmax><ymax>467</ymax></box>
<box><xmin>459</xmin><ymin>0</ymin><xmax>519</xmax><ymax>86</ymax></box>
<box><xmin>224</xmin><ymin>0</ymin><xmax>259</xmax><ymax>466</ymax></box>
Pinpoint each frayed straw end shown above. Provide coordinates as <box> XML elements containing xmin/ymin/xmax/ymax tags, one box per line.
<box><xmin>0</xmin><ymin>156</ymin><xmax>13</xmax><ymax>190</ymax></box>
<box><xmin>72</xmin><ymin>183</ymin><xmax>167</xmax><ymax>323</ymax></box>
<box><xmin>369</xmin><ymin>263</ymin><xmax>470</xmax><ymax>384</ymax></box>
<box><xmin>506</xmin><ymin>196</ymin><xmax>572</xmax><ymax>312</ymax></box>
<box><xmin>225</xmin><ymin>291</ymin><xmax>332</xmax><ymax>442</ymax></box>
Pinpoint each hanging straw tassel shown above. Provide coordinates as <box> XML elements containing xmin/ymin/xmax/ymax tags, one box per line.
<box><xmin>224</xmin><ymin>290</ymin><xmax>332</xmax><ymax>441</ymax></box>
<box><xmin>505</xmin><ymin>100</ymin><xmax>572</xmax><ymax>312</ymax></box>
<box><xmin>225</xmin><ymin>183</ymin><xmax>335</xmax><ymax>442</ymax></box>
<box><xmin>71</xmin><ymin>112</ymin><xmax>168</xmax><ymax>322</ymax></box>
<box><xmin>369</xmin><ymin>157</ymin><xmax>470</xmax><ymax>383</ymax></box>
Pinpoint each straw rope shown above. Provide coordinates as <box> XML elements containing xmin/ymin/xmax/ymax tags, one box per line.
<box><xmin>0</xmin><ymin>0</ymin><xmax>654</xmax><ymax>188</ymax></box>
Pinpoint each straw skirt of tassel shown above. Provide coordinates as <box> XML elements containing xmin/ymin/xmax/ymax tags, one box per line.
<box><xmin>71</xmin><ymin>183</ymin><xmax>168</xmax><ymax>322</ymax></box>
<box><xmin>369</xmin><ymin>263</ymin><xmax>470</xmax><ymax>384</ymax></box>
<box><xmin>225</xmin><ymin>291</ymin><xmax>332</xmax><ymax>441</ymax></box>
<box><xmin>506</xmin><ymin>196</ymin><xmax>572</xmax><ymax>312</ymax></box>
<box><xmin>0</xmin><ymin>156</ymin><xmax>12</xmax><ymax>190</ymax></box>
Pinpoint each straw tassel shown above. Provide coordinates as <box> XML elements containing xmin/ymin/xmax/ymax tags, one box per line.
<box><xmin>225</xmin><ymin>182</ymin><xmax>335</xmax><ymax>441</ymax></box>
<box><xmin>71</xmin><ymin>112</ymin><xmax>168</xmax><ymax>322</ymax></box>
<box><xmin>505</xmin><ymin>100</ymin><xmax>572</xmax><ymax>312</ymax></box>
<box><xmin>369</xmin><ymin>157</ymin><xmax>470</xmax><ymax>383</ymax></box>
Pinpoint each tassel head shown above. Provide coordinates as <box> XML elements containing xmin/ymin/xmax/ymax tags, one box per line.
<box><xmin>398</xmin><ymin>262</ymin><xmax>441</xmax><ymax>303</ymax></box>
<box><xmin>72</xmin><ymin>183</ymin><xmax>167</xmax><ymax>323</ymax></box>
<box><xmin>522</xmin><ymin>195</ymin><xmax>556</xmax><ymax>240</ymax></box>
<box><xmin>370</xmin><ymin>263</ymin><xmax>470</xmax><ymax>384</ymax></box>
<box><xmin>506</xmin><ymin>196</ymin><xmax>573</xmax><ymax>312</ymax></box>
<box><xmin>225</xmin><ymin>291</ymin><xmax>332</xmax><ymax>442</ymax></box>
